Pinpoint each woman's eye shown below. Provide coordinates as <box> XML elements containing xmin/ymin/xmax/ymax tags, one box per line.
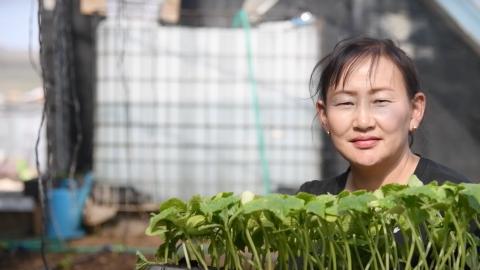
<box><xmin>374</xmin><ymin>99</ymin><xmax>390</xmax><ymax>104</ymax></box>
<box><xmin>336</xmin><ymin>102</ymin><xmax>354</xmax><ymax>106</ymax></box>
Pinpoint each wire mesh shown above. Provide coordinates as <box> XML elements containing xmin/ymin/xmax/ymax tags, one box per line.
<box><xmin>94</xmin><ymin>18</ymin><xmax>321</xmax><ymax>202</ymax></box>
<box><xmin>0</xmin><ymin>101</ymin><xmax>46</xmax><ymax>172</ymax></box>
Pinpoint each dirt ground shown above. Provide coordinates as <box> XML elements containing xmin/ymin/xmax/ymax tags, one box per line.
<box><xmin>0</xmin><ymin>252</ymin><xmax>139</xmax><ymax>270</ymax></box>
<box><xmin>0</xmin><ymin>216</ymin><xmax>162</xmax><ymax>270</ymax></box>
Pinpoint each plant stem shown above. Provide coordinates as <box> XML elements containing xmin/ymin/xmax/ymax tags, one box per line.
<box><xmin>315</xmin><ymin>219</ymin><xmax>327</xmax><ymax>268</ymax></box>
<box><xmin>379</xmin><ymin>218</ymin><xmax>391</xmax><ymax>270</ymax></box>
<box><xmin>264</xmin><ymin>233</ymin><xmax>273</xmax><ymax>270</ymax></box>
<box><xmin>246</xmin><ymin>228</ymin><xmax>262</xmax><ymax>269</ymax></box>
<box><xmin>183</xmin><ymin>243</ymin><xmax>192</xmax><ymax>270</ymax></box>
<box><xmin>329</xmin><ymin>241</ymin><xmax>337</xmax><ymax>270</ymax></box>
<box><xmin>281</xmin><ymin>232</ymin><xmax>291</xmax><ymax>270</ymax></box>
<box><xmin>336</xmin><ymin>220</ymin><xmax>352</xmax><ymax>270</ymax></box>
<box><xmin>404</xmin><ymin>229</ymin><xmax>416</xmax><ymax>270</ymax></box>
<box><xmin>164</xmin><ymin>244</ymin><xmax>169</xmax><ymax>264</ymax></box>
<box><xmin>302</xmin><ymin>229</ymin><xmax>310</xmax><ymax>270</ymax></box>
<box><xmin>212</xmin><ymin>240</ymin><xmax>220</xmax><ymax>270</ymax></box>
<box><xmin>186</xmin><ymin>239</ymin><xmax>209</xmax><ymax>270</ymax></box>
<box><xmin>351</xmin><ymin>233</ymin><xmax>365</xmax><ymax>269</ymax></box>
<box><xmin>449</xmin><ymin>209</ymin><xmax>465</xmax><ymax>270</ymax></box>
<box><xmin>284</xmin><ymin>232</ymin><xmax>298</xmax><ymax>270</ymax></box>
<box><xmin>437</xmin><ymin>236</ymin><xmax>457</xmax><ymax>269</ymax></box>
<box><xmin>359</xmin><ymin>218</ymin><xmax>383</xmax><ymax>270</ymax></box>
<box><xmin>433</xmin><ymin>226</ymin><xmax>451</xmax><ymax>269</ymax></box>
<box><xmin>224</xmin><ymin>222</ymin><xmax>242</xmax><ymax>270</ymax></box>
<box><xmin>404</xmin><ymin>215</ymin><xmax>428</xmax><ymax>269</ymax></box>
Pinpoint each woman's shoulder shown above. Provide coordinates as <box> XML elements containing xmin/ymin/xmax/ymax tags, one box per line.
<box><xmin>298</xmin><ymin>171</ymin><xmax>348</xmax><ymax>195</ymax></box>
<box><xmin>415</xmin><ymin>157</ymin><xmax>471</xmax><ymax>184</ymax></box>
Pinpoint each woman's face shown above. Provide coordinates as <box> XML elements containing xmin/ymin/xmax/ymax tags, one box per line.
<box><xmin>317</xmin><ymin>56</ymin><xmax>425</xmax><ymax>168</ymax></box>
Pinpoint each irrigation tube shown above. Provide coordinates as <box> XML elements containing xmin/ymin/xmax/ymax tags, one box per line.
<box><xmin>1</xmin><ymin>239</ymin><xmax>156</xmax><ymax>254</ymax></box>
<box><xmin>233</xmin><ymin>9</ymin><xmax>271</xmax><ymax>194</ymax></box>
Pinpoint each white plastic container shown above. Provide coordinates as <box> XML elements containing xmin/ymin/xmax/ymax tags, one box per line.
<box><xmin>95</xmin><ymin>20</ymin><xmax>321</xmax><ymax>201</ymax></box>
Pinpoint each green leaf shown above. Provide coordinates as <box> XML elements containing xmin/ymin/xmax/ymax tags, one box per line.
<box><xmin>171</xmin><ymin>216</ymin><xmax>189</xmax><ymax>229</ymax></box>
<box><xmin>399</xmin><ymin>184</ymin><xmax>441</xmax><ymax>204</ymax></box>
<box><xmin>188</xmin><ymin>195</ymin><xmax>203</xmax><ymax>213</ymax></box>
<box><xmin>305</xmin><ymin>194</ymin><xmax>335</xmax><ymax>218</ymax></box>
<box><xmin>371</xmin><ymin>196</ymin><xmax>396</xmax><ymax>210</ymax></box>
<box><xmin>387</xmin><ymin>204</ymin><xmax>405</xmax><ymax>215</ymax></box>
<box><xmin>372</xmin><ymin>188</ymin><xmax>384</xmax><ymax>199</ymax></box>
<box><xmin>296</xmin><ymin>192</ymin><xmax>316</xmax><ymax>203</ymax></box>
<box><xmin>146</xmin><ymin>207</ymin><xmax>178</xmax><ymax>236</ymax></box>
<box><xmin>325</xmin><ymin>203</ymin><xmax>338</xmax><ymax>222</ymax></box>
<box><xmin>212</xmin><ymin>191</ymin><xmax>234</xmax><ymax>200</ymax></box>
<box><xmin>200</xmin><ymin>195</ymin><xmax>239</xmax><ymax>214</ymax></box>
<box><xmin>145</xmin><ymin>225</ymin><xmax>168</xmax><ymax>237</ymax></box>
<box><xmin>242</xmin><ymin>194</ymin><xmax>304</xmax><ymax>220</ymax></box>
<box><xmin>196</xmin><ymin>224</ymin><xmax>221</xmax><ymax>233</ymax></box>
<box><xmin>408</xmin><ymin>175</ymin><xmax>423</xmax><ymax>187</ymax></box>
<box><xmin>380</xmin><ymin>183</ymin><xmax>407</xmax><ymax>195</ymax></box>
<box><xmin>460</xmin><ymin>183</ymin><xmax>480</xmax><ymax>213</ymax></box>
<box><xmin>186</xmin><ymin>215</ymin><xmax>206</xmax><ymax>229</ymax></box>
<box><xmin>442</xmin><ymin>182</ymin><xmax>463</xmax><ymax>194</ymax></box>
<box><xmin>281</xmin><ymin>195</ymin><xmax>305</xmax><ymax>212</ymax></box>
<box><xmin>338</xmin><ymin>193</ymin><xmax>376</xmax><ymax>213</ymax></box>
<box><xmin>260</xmin><ymin>211</ymin><xmax>278</xmax><ymax>227</ymax></box>
<box><xmin>159</xmin><ymin>198</ymin><xmax>187</xmax><ymax>212</ymax></box>
<box><xmin>407</xmin><ymin>208</ymin><xmax>429</xmax><ymax>225</ymax></box>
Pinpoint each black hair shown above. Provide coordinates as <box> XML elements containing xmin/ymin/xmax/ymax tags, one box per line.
<box><xmin>310</xmin><ymin>37</ymin><xmax>421</xmax><ymax>103</ymax></box>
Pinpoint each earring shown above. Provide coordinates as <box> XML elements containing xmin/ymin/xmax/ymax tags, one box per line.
<box><xmin>411</xmin><ymin>126</ymin><xmax>417</xmax><ymax>132</ymax></box>
<box><xmin>326</xmin><ymin>130</ymin><xmax>330</xmax><ymax>135</ymax></box>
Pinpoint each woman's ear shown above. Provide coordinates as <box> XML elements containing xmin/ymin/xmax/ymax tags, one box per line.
<box><xmin>316</xmin><ymin>100</ymin><xmax>329</xmax><ymax>133</ymax></box>
<box><xmin>410</xmin><ymin>92</ymin><xmax>426</xmax><ymax>131</ymax></box>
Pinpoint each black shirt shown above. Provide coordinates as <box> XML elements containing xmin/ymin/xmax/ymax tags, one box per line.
<box><xmin>299</xmin><ymin>157</ymin><xmax>470</xmax><ymax>195</ymax></box>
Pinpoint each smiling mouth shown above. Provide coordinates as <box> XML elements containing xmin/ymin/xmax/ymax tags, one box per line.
<box><xmin>350</xmin><ymin>137</ymin><xmax>381</xmax><ymax>149</ymax></box>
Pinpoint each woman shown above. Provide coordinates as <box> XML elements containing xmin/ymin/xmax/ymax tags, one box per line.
<box><xmin>300</xmin><ymin>37</ymin><xmax>470</xmax><ymax>195</ymax></box>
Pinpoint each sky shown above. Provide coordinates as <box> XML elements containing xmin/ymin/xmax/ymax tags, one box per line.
<box><xmin>0</xmin><ymin>0</ymin><xmax>478</xmax><ymax>51</ymax></box>
<box><xmin>0</xmin><ymin>0</ymin><xmax>39</xmax><ymax>51</ymax></box>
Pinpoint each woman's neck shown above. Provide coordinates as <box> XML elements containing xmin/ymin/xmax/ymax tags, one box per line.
<box><xmin>345</xmin><ymin>151</ymin><xmax>420</xmax><ymax>192</ymax></box>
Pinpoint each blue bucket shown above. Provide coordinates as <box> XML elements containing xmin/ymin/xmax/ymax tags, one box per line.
<box><xmin>47</xmin><ymin>173</ymin><xmax>93</xmax><ymax>239</ymax></box>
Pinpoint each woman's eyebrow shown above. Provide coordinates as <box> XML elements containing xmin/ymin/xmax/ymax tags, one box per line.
<box><xmin>331</xmin><ymin>89</ymin><xmax>357</xmax><ymax>96</ymax></box>
<box><xmin>370</xmin><ymin>87</ymin><xmax>395</xmax><ymax>93</ymax></box>
<box><xmin>332</xmin><ymin>87</ymin><xmax>394</xmax><ymax>95</ymax></box>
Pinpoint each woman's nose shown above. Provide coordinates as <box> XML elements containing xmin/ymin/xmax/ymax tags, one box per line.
<box><xmin>353</xmin><ymin>104</ymin><xmax>375</xmax><ymax>130</ymax></box>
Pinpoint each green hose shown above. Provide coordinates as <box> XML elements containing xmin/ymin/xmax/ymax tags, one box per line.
<box><xmin>0</xmin><ymin>238</ymin><xmax>156</xmax><ymax>254</ymax></box>
<box><xmin>233</xmin><ymin>9</ymin><xmax>271</xmax><ymax>194</ymax></box>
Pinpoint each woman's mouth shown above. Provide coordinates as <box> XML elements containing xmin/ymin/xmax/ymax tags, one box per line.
<box><xmin>350</xmin><ymin>136</ymin><xmax>381</xmax><ymax>149</ymax></box>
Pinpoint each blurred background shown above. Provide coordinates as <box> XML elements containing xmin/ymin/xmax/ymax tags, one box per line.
<box><xmin>1</xmin><ymin>0</ymin><xmax>479</xmax><ymax>269</ymax></box>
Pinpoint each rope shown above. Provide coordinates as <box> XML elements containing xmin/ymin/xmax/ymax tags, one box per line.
<box><xmin>233</xmin><ymin>10</ymin><xmax>271</xmax><ymax>194</ymax></box>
